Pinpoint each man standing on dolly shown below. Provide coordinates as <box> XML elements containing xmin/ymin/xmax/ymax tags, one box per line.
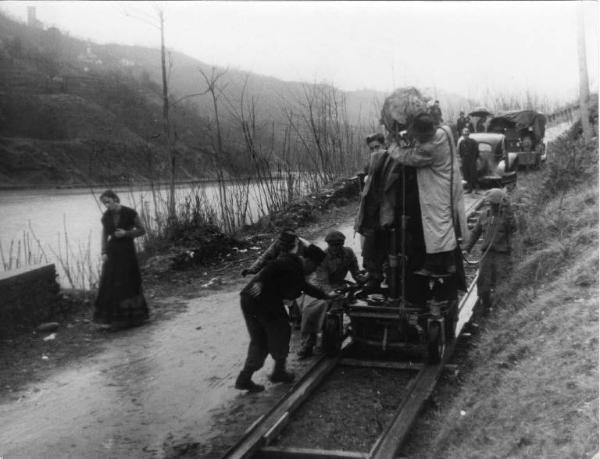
<box><xmin>235</xmin><ymin>244</ymin><xmax>335</xmax><ymax>393</ymax></box>
<box><xmin>457</xmin><ymin>127</ymin><xmax>480</xmax><ymax>194</ymax></box>
<box><xmin>383</xmin><ymin>87</ymin><xmax>469</xmax><ymax>281</ymax></box>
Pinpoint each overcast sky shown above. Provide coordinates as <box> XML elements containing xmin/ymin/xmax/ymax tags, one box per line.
<box><xmin>1</xmin><ymin>1</ymin><xmax>598</xmax><ymax>103</ymax></box>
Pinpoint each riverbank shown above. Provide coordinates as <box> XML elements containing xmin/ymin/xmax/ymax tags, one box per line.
<box><xmin>0</xmin><ymin>176</ymin><xmax>361</xmax><ymax>398</ymax></box>
<box><xmin>0</xmin><ymin>174</ymin><xmax>295</xmax><ymax>192</ymax></box>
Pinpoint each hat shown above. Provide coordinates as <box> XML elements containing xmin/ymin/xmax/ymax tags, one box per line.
<box><xmin>304</xmin><ymin>244</ymin><xmax>326</xmax><ymax>265</ymax></box>
<box><xmin>278</xmin><ymin>229</ymin><xmax>297</xmax><ymax>248</ymax></box>
<box><xmin>486</xmin><ymin>188</ymin><xmax>506</xmax><ymax>204</ymax></box>
<box><xmin>325</xmin><ymin>230</ymin><xmax>345</xmax><ymax>244</ymax></box>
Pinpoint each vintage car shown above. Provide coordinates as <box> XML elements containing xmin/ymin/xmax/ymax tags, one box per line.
<box><xmin>487</xmin><ymin>110</ymin><xmax>547</xmax><ymax>167</ymax></box>
<box><xmin>466</xmin><ymin>132</ymin><xmax>518</xmax><ymax>189</ymax></box>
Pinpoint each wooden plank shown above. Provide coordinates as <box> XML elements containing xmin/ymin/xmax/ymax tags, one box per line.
<box><xmin>223</xmin><ymin>344</ymin><xmax>349</xmax><ymax>459</ymax></box>
<box><xmin>339</xmin><ymin>359</ymin><xmax>423</xmax><ymax>371</ymax></box>
<box><xmin>369</xmin><ymin>284</ymin><xmax>479</xmax><ymax>459</ymax></box>
<box><xmin>256</xmin><ymin>446</ymin><xmax>368</xmax><ymax>459</ymax></box>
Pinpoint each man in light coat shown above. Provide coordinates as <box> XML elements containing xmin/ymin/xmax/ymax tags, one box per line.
<box><xmin>387</xmin><ymin>112</ymin><xmax>469</xmax><ymax>288</ymax></box>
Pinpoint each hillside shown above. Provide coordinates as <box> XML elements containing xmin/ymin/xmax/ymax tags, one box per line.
<box><xmin>0</xmin><ymin>12</ymin><xmax>472</xmax><ymax>188</ymax></box>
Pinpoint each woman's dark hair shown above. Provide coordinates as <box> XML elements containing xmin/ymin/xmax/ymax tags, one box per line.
<box><xmin>100</xmin><ymin>189</ymin><xmax>120</xmax><ymax>203</ymax></box>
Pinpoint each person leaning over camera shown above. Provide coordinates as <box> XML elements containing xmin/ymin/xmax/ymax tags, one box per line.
<box><xmin>235</xmin><ymin>245</ymin><xmax>336</xmax><ymax>393</ymax></box>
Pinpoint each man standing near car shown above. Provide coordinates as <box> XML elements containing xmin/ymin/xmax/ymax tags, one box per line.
<box><xmin>458</xmin><ymin>127</ymin><xmax>480</xmax><ymax>194</ymax></box>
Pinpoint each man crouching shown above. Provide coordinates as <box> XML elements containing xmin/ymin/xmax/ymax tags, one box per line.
<box><xmin>235</xmin><ymin>244</ymin><xmax>333</xmax><ymax>393</ymax></box>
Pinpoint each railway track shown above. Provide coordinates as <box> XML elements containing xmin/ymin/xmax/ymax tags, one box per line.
<box><xmin>223</xmin><ymin>196</ymin><xmax>485</xmax><ymax>459</ymax></box>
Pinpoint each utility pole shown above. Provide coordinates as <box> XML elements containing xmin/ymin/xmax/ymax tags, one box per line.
<box><xmin>124</xmin><ymin>6</ymin><xmax>177</xmax><ymax>219</ymax></box>
<box><xmin>577</xmin><ymin>2</ymin><xmax>593</xmax><ymax>142</ymax></box>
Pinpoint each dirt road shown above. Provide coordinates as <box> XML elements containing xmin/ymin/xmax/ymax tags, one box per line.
<box><xmin>0</xmin><ymin>192</ymin><xmax>484</xmax><ymax>458</ymax></box>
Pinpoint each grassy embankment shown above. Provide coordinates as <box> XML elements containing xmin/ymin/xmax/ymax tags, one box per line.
<box><xmin>429</xmin><ymin>126</ymin><xmax>598</xmax><ymax>457</ymax></box>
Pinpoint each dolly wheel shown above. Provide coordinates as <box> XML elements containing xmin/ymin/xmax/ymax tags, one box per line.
<box><xmin>427</xmin><ymin>322</ymin><xmax>445</xmax><ymax>364</ymax></box>
<box><xmin>322</xmin><ymin>314</ymin><xmax>342</xmax><ymax>357</ymax></box>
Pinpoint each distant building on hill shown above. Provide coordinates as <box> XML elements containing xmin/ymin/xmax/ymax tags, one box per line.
<box><xmin>27</xmin><ymin>6</ymin><xmax>43</xmax><ymax>29</ymax></box>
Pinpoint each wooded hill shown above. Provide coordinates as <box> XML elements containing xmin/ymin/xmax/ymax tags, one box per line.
<box><xmin>0</xmin><ymin>12</ymin><xmax>472</xmax><ymax>188</ymax></box>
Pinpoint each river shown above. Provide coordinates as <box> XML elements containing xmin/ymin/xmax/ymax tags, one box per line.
<box><xmin>0</xmin><ymin>180</ymin><xmax>292</xmax><ymax>288</ymax></box>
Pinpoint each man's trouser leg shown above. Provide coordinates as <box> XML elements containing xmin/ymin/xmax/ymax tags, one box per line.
<box><xmin>237</xmin><ymin>296</ymin><xmax>269</xmax><ymax>391</ymax></box>
<box><xmin>240</xmin><ymin>308</ymin><xmax>269</xmax><ymax>374</ymax></box>
<box><xmin>261</xmin><ymin>312</ymin><xmax>293</xmax><ymax>382</ymax></box>
<box><xmin>478</xmin><ymin>251</ymin><xmax>510</xmax><ymax>311</ymax></box>
<box><xmin>362</xmin><ymin>228</ymin><xmax>387</xmax><ymax>287</ymax></box>
<box><xmin>466</xmin><ymin>157</ymin><xmax>478</xmax><ymax>192</ymax></box>
<box><xmin>298</xmin><ymin>298</ymin><xmax>328</xmax><ymax>357</ymax></box>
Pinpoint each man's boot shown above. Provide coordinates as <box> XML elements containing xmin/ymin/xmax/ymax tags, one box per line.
<box><xmin>234</xmin><ymin>369</ymin><xmax>265</xmax><ymax>393</ymax></box>
<box><xmin>270</xmin><ymin>359</ymin><xmax>295</xmax><ymax>383</ymax></box>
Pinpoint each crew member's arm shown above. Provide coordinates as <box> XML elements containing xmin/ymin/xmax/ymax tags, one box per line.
<box><xmin>465</xmin><ymin>217</ymin><xmax>483</xmax><ymax>253</ymax></box>
<box><xmin>245</xmin><ymin>241</ymin><xmax>278</xmax><ymax>275</ymax></box>
<box><xmin>347</xmin><ymin>250</ymin><xmax>362</xmax><ymax>282</ymax></box>
<box><xmin>302</xmin><ymin>280</ymin><xmax>330</xmax><ymax>300</ymax></box>
<box><xmin>387</xmin><ymin>142</ymin><xmax>434</xmax><ymax>168</ymax></box>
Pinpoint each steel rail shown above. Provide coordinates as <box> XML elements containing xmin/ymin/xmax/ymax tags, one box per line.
<box><xmin>223</xmin><ymin>196</ymin><xmax>485</xmax><ymax>459</ymax></box>
<box><xmin>222</xmin><ymin>341</ymin><xmax>352</xmax><ymax>459</ymax></box>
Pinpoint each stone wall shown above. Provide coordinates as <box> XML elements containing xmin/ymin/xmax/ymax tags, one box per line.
<box><xmin>0</xmin><ymin>264</ymin><xmax>60</xmax><ymax>336</ymax></box>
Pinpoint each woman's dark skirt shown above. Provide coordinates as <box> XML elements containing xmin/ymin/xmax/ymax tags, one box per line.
<box><xmin>94</xmin><ymin>238</ymin><xmax>149</xmax><ymax>329</ymax></box>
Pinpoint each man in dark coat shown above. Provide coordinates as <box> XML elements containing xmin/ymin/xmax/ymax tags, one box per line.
<box><xmin>354</xmin><ymin>133</ymin><xmax>389</xmax><ymax>290</ymax></box>
<box><xmin>235</xmin><ymin>245</ymin><xmax>331</xmax><ymax>392</ymax></box>
<box><xmin>458</xmin><ymin>127</ymin><xmax>480</xmax><ymax>193</ymax></box>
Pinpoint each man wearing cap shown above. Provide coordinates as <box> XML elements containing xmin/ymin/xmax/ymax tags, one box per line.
<box><xmin>297</xmin><ymin>230</ymin><xmax>365</xmax><ymax>358</ymax></box>
<box><xmin>464</xmin><ymin>188</ymin><xmax>516</xmax><ymax>311</ymax></box>
<box><xmin>235</xmin><ymin>244</ymin><xmax>332</xmax><ymax>392</ymax></box>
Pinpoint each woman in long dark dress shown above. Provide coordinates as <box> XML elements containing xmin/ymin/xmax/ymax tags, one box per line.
<box><xmin>94</xmin><ymin>190</ymin><xmax>149</xmax><ymax>330</ymax></box>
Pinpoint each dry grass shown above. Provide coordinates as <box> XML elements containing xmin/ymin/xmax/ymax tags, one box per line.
<box><xmin>419</xmin><ymin>132</ymin><xmax>599</xmax><ymax>458</ymax></box>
